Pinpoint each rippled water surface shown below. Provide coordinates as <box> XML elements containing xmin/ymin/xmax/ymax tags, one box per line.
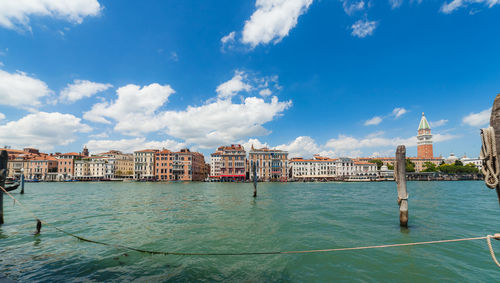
<box><xmin>0</xmin><ymin>181</ymin><xmax>499</xmax><ymax>282</ymax></box>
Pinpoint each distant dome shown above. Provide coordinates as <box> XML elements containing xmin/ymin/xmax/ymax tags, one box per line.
<box><xmin>445</xmin><ymin>153</ymin><xmax>458</xmax><ymax>164</ymax></box>
<box><xmin>380</xmin><ymin>165</ymin><xmax>388</xmax><ymax>171</ymax></box>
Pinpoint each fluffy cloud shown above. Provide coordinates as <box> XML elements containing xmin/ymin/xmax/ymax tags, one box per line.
<box><xmin>160</xmin><ymin>96</ymin><xmax>292</xmax><ymax>148</ymax></box>
<box><xmin>325</xmin><ymin>134</ymin><xmax>416</xmax><ymax>151</ymax></box>
<box><xmin>60</xmin><ymin>79</ymin><xmax>112</xmax><ymax>103</ymax></box>
<box><xmin>392</xmin><ymin>107</ymin><xmax>407</xmax><ymax>118</ymax></box>
<box><xmin>0</xmin><ymin>0</ymin><xmax>102</xmax><ymax>30</ymax></box>
<box><xmin>86</xmin><ymin>138</ymin><xmax>186</xmax><ymax>154</ymax></box>
<box><xmin>84</xmin><ymin>73</ymin><xmax>291</xmax><ymax>148</ymax></box>
<box><xmin>441</xmin><ymin>0</ymin><xmax>500</xmax><ymax>13</ymax></box>
<box><xmin>216</xmin><ymin>71</ymin><xmax>252</xmax><ymax>99</ymax></box>
<box><xmin>83</xmin><ymin>83</ymin><xmax>175</xmax><ymax>127</ymax></box>
<box><xmin>342</xmin><ymin>1</ymin><xmax>365</xmax><ymax>15</ymax></box>
<box><xmin>276</xmin><ymin>136</ymin><xmax>322</xmax><ymax>158</ymax></box>
<box><xmin>364</xmin><ymin>116</ymin><xmax>383</xmax><ymax>126</ymax></box>
<box><xmin>0</xmin><ymin>113</ymin><xmax>5</xmax><ymax>121</ymax></box>
<box><xmin>462</xmin><ymin>108</ymin><xmax>491</xmax><ymax>127</ymax></box>
<box><xmin>241</xmin><ymin>0</ymin><xmax>313</xmax><ymax>47</ymax></box>
<box><xmin>0</xmin><ymin>69</ymin><xmax>52</xmax><ymax>108</ymax></box>
<box><xmin>430</xmin><ymin>119</ymin><xmax>448</xmax><ymax>128</ymax></box>
<box><xmin>0</xmin><ymin>112</ymin><xmax>91</xmax><ymax>150</ymax></box>
<box><xmin>351</xmin><ymin>19</ymin><xmax>377</xmax><ymax>38</ymax></box>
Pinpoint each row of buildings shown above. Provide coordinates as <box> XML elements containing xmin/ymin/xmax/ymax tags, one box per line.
<box><xmin>2</xmin><ymin>113</ymin><xmax>482</xmax><ymax>182</ymax></box>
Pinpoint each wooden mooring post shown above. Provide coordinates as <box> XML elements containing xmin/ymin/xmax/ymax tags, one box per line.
<box><xmin>0</xmin><ymin>150</ymin><xmax>7</xmax><ymax>225</ymax></box>
<box><xmin>252</xmin><ymin>162</ymin><xmax>257</xmax><ymax>198</ymax></box>
<box><xmin>395</xmin><ymin>145</ymin><xmax>408</xmax><ymax>227</ymax></box>
<box><xmin>489</xmin><ymin>93</ymin><xmax>500</xmax><ymax>203</ymax></box>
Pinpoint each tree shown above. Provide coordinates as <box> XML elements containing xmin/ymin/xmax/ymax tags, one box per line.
<box><xmin>369</xmin><ymin>159</ymin><xmax>384</xmax><ymax>170</ymax></box>
<box><xmin>406</xmin><ymin>159</ymin><xmax>416</xmax><ymax>172</ymax></box>
<box><xmin>422</xmin><ymin>161</ymin><xmax>437</xmax><ymax>172</ymax></box>
<box><xmin>387</xmin><ymin>164</ymin><xmax>394</xmax><ymax>170</ymax></box>
<box><xmin>454</xmin><ymin>160</ymin><xmax>464</xmax><ymax>166</ymax></box>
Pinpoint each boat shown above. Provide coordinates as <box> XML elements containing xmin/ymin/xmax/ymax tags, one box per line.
<box><xmin>4</xmin><ymin>179</ymin><xmax>20</xmax><ymax>192</ymax></box>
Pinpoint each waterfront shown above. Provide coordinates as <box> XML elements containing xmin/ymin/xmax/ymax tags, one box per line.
<box><xmin>0</xmin><ymin>181</ymin><xmax>499</xmax><ymax>282</ymax></box>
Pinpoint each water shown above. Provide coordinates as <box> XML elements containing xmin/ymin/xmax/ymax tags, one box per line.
<box><xmin>0</xmin><ymin>181</ymin><xmax>498</xmax><ymax>282</ymax></box>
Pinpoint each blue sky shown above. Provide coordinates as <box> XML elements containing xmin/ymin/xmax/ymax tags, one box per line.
<box><xmin>0</xmin><ymin>0</ymin><xmax>498</xmax><ymax>159</ymax></box>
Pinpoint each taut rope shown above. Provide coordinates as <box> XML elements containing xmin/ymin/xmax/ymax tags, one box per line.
<box><xmin>480</xmin><ymin>127</ymin><xmax>499</xmax><ymax>189</ymax></box>
<box><xmin>0</xmin><ymin>185</ymin><xmax>498</xmax><ymax>267</ymax></box>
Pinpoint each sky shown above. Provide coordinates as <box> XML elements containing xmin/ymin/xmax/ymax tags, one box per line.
<box><xmin>0</xmin><ymin>0</ymin><xmax>498</xmax><ymax>160</ymax></box>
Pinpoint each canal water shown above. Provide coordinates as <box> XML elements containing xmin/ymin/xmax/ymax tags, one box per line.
<box><xmin>0</xmin><ymin>181</ymin><xmax>498</xmax><ymax>282</ymax></box>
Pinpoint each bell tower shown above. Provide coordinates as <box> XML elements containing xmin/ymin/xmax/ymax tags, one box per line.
<box><xmin>417</xmin><ymin>113</ymin><xmax>433</xmax><ymax>159</ymax></box>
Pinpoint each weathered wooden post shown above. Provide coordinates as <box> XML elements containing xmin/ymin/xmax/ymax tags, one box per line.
<box><xmin>20</xmin><ymin>168</ymin><xmax>25</xmax><ymax>194</ymax></box>
<box><xmin>395</xmin><ymin>145</ymin><xmax>408</xmax><ymax>227</ymax></box>
<box><xmin>489</xmin><ymin>93</ymin><xmax>500</xmax><ymax>203</ymax></box>
<box><xmin>0</xmin><ymin>150</ymin><xmax>8</xmax><ymax>225</ymax></box>
<box><xmin>253</xmin><ymin>162</ymin><xmax>257</xmax><ymax>198</ymax></box>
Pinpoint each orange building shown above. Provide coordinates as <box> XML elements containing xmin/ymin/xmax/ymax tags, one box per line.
<box><xmin>214</xmin><ymin>144</ymin><xmax>246</xmax><ymax>181</ymax></box>
<box><xmin>56</xmin><ymin>152</ymin><xmax>83</xmax><ymax>180</ymax></box>
<box><xmin>155</xmin><ymin>148</ymin><xmax>206</xmax><ymax>181</ymax></box>
<box><xmin>27</xmin><ymin>155</ymin><xmax>58</xmax><ymax>181</ymax></box>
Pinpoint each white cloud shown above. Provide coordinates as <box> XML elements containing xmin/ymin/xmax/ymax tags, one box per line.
<box><xmin>462</xmin><ymin>108</ymin><xmax>491</xmax><ymax>127</ymax></box>
<box><xmin>430</xmin><ymin>119</ymin><xmax>448</xmax><ymax>128</ymax></box>
<box><xmin>389</xmin><ymin>0</ymin><xmax>404</xmax><ymax>9</ymax></box>
<box><xmin>86</xmin><ymin>138</ymin><xmax>186</xmax><ymax>154</ymax></box>
<box><xmin>364</xmin><ymin>116</ymin><xmax>383</xmax><ymax>126</ymax></box>
<box><xmin>441</xmin><ymin>0</ymin><xmax>500</xmax><ymax>13</ymax></box>
<box><xmin>392</xmin><ymin>107</ymin><xmax>407</xmax><ymax>118</ymax></box>
<box><xmin>351</xmin><ymin>19</ymin><xmax>377</xmax><ymax>38</ymax></box>
<box><xmin>83</xmin><ymin>83</ymin><xmax>175</xmax><ymax>127</ymax></box>
<box><xmin>276</xmin><ymin>136</ymin><xmax>322</xmax><ymax>158</ymax></box>
<box><xmin>241</xmin><ymin>0</ymin><xmax>313</xmax><ymax>48</ymax></box>
<box><xmin>240</xmin><ymin>138</ymin><xmax>270</xmax><ymax>152</ymax></box>
<box><xmin>216</xmin><ymin>71</ymin><xmax>252</xmax><ymax>99</ymax></box>
<box><xmin>259</xmin><ymin>88</ymin><xmax>272</xmax><ymax>97</ymax></box>
<box><xmin>160</xmin><ymin>96</ymin><xmax>292</xmax><ymax>148</ymax></box>
<box><xmin>343</xmin><ymin>1</ymin><xmax>365</xmax><ymax>15</ymax></box>
<box><xmin>89</xmin><ymin>132</ymin><xmax>108</xmax><ymax>138</ymax></box>
<box><xmin>0</xmin><ymin>112</ymin><xmax>91</xmax><ymax>150</ymax></box>
<box><xmin>0</xmin><ymin>113</ymin><xmax>5</xmax><ymax>120</ymax></box>
<box><xmin>0</xmin><ymin>69</ymin><xmax>52</xmax><ymax>108</ymax></box>
<box><xmin>0</xmin><ymin>0</ymin><xmax>102</xmax><ymax>30</ymax></box>
<box><xmin>60</xmin><ymin>79</ymin><xmax>112</xmax><ymax>103</ymax></box>
<box><xmin>170</xmin><ymin>52</ymin><xmax>179</xmax><ymax>62</ymax></box>
<box><xmin>221</xmin><ymin>31</ymin><xmax>236</xmax><ymax>44</ymax></box>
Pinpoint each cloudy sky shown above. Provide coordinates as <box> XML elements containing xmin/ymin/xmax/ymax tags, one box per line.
<box><xmin>0</xmin><ymin>0</ymin><xmax>498</xmax><ymax>159</ymax></box>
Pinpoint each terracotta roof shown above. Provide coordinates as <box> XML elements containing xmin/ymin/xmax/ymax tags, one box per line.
<box><xmin>134</xmin><ymin>149</ymin><xmax>158</xmax><ymax>153</ymax></box>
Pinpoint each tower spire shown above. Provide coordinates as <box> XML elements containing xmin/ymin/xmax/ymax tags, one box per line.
<box><xmin>417</xmin><ymin>113</ymin><xmax>433</xmax><ymax>159</ymax></box>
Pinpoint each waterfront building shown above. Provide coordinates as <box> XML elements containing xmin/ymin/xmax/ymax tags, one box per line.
<box><xmin>155</xmin><ymin>148</ymin><xmax>206</xmax><ymax>181</ymax></box>
<box><xmin>210</xmin><ymin>151</ymin><xmax>222</xmax><ymax>179</ymax></box>
<box><xmin>215</xmin><ymin>144</ymin><xmax>246</xmax><ymax>181</ymax></box>
<box><xmin>56</xmin><ymin>152</ymin><xmax>83</xmax><ymax>181</ymax></box>
<box><xmin>289</xmin><ymin>155</ymin><xmax>336</xmax><ymax>181</ymax></box>
<box><xmin>99</xmin><ymin>150</ymin><xmax>134</xmax><ymax>179</ymax></box>
<box><xmin>74</xmin><ymin>159</ymin><xmax>90</xmax><ymax>179</ymax></box>
<box><xmin>248</xmin><ymin>146</ymin><xmax>289</xmax><ymax>181</ymax></box>
<box><xmin>378</xmin><ymin>164</ymin><xmax>394</xmax><ymax>179</ymax></box>
<box><xmin>417</xmin><ymin>113</ymin><xmax>433</xmax><ymax>159</ymax></box>
<box><xmin>335</xmin><ymin>157</ymin><xmax>355</xmax><ymax>176</ymax></box>
<box><xmin>445</xmin><ymin>153</ymin><xmax>459</xmax><ymax>164</ymax></box>
<box><xmin>134</xmin><ymin>149</ymin><xmax>158</xmax><ymax>180</ymax></box>
<box><xmin>27</xmin><ymin>155</ymin><xmax>58</xmax><ymax>181</ymax></box>
<box><xmin>352</xmin><ymin>161</ymin><xmax>378</xmax><ymax>177</ymax></box>
<box><xmin>461</xmin><ymin>156</ymin><xmax>482</xmax><ymax>170</ymax></box>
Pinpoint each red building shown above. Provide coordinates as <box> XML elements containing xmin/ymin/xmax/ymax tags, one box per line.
<box><xmin>417</xmin><ymin>112</ymin><xmax>433</xmax><ymax>159</ymax></box>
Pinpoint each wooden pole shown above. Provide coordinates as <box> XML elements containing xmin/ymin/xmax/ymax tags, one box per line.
<box><xmin>395</xmin><ymin>145</ymin><xmax>408</xmax><ymax>227</ymax></box>
<box><xmin>489</xmin><ymin>93</ymin><xmax>500</xmax><ymax>203</ymax></box>
<box><xmin>253</xmin><ymin>162</ymin><xmax>257</xmax><ymax>198</ymax></box>
<box><xmin>0</xmin><ymin>150</ymin><xmax>8</xmax><ymax>225</ymax></box>
<box><xmin>20</xmin><ymin>170</ymin><xmax>25</xmax><ymax>195</ymax></box>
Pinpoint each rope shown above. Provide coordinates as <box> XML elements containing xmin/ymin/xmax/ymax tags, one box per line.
<box><xmin>0</xmin><ymin>186</ymin><xmax>499</xmax><ymax>266</ymax></box>
<box><xmin>480</xmin><ymin>127</ymin><xmax>499</xmax><ymax>189</ymax></box>
<box><xmin>487</xmin><ymin>234</ymin><xmax>500</xmax><ymax>268</ymax></box>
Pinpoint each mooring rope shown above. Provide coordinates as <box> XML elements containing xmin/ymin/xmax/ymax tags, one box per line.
<box><xmin>0</xmin><ymin>186</ymin><xmax>499</xmax><ymax>266</ymax></box>
<box><xmin>480</xmin><ymin>127</ymin><xmax>500</xmax><ymax>189</ymax></box>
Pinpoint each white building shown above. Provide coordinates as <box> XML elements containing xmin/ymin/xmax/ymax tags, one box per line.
<box><xmin>134</xmin><ymin>149</ymin><xmax>158</xmax><ymax>180</ymax></box>
<box><xmin>335</xmin><ymin>157</ymin><xmax>355</xmax><ymax>177</ymax></box>
<box><xmin>352</xmin><ymin>161</ymin><xmax>378</xmax><ymax>177</ymax></box>
<box><xmin>210</xmin><ymin>151</ymin><xmax>222</xmax><ymax>178</ymax></box>
<box><xmin>289</xmin><ymin>156</ymin><xmax>336</xmax><ymax>180</ymax></box>
<box><xmin>461</xmin><ymin>156</ymin><xmax>482</xmax><ymax>170</ymax></box>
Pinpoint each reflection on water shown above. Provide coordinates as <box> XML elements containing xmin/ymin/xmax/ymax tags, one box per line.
<box><xmin>0</xmin><ymin>181</ymin><xmax>499</xmax><ymax>282</ymax></box>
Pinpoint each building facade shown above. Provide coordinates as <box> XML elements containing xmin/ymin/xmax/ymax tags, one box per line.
<box><xmin>216</xmin><ymin>144</ymin><xmax>246</xmax><ymax>181</ymax></box>
<box><xmin>134</xmin><ymin>149</ymin><xmax>158</xmax><ymax>180</ymax></box>
<box><xmin>248</xmin><ymin>146</ymin><xmax>289</xmax><ymax>181</ymax></box>
<box><xmin>155</xmin><ymin>148</ymin><xmax>206</xmax><ymax>181</ymax></box>
<box><xmin>289</xmin><ymin>156</ymin><xmax>337</xmax><ymax>180</ymax></box>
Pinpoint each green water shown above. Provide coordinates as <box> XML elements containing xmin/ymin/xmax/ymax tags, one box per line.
<box><xmin>0</xmin><ymin>181</ymin><xmax>498</xmax><ymax>282</ymax></box>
